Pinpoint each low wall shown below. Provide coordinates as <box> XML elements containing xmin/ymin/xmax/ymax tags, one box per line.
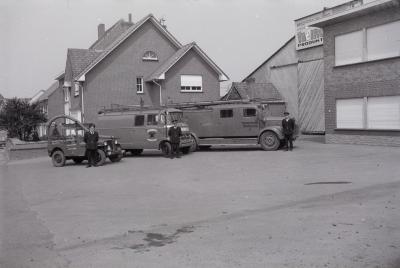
<box><xmin>5</xmin><ymin>139</ymin><xmax>48</xmax><ymax>161</ymax></box>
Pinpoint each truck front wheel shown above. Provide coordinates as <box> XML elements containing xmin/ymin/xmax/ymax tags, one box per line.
<box><xmin>260</xmin><ymin>131</ymin><xmax>280</xmax><ymax>151</ymax></box>
<box><xmin>161</xmin><ymin>142</ymin><xmax>171</xmax><ymax>157</ymax></box>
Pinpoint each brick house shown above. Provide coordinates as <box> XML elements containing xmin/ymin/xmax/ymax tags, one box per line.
<box><xmin>59</xmin><ymin>14</ymin><xmax>228</xmax><ymax>123</ymax></box>
<box><xmin>310</xmin><ymin>0</ymin><xmax>400</xmax><ymax>146</ymax></box>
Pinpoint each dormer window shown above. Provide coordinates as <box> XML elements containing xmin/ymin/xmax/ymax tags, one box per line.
<box><xmin>142</xmin><ymin>51</ymin><xmax>158</xmax><ymax>61</ymax></box>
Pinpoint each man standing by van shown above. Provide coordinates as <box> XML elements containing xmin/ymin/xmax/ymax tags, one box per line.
<box><xmin>84</xmin><ymin>123</ymin><xmax>99</xmax><ymax>167</ymax></box>
<box><xmin>168</xmin><ymin>120</ymin><xmax>182</xmax><ymax>159</ymax></box>
<box><xmin>282</xmin><ymin>111</ymin><xmax>295</xmax><ymax>151</ymax></box>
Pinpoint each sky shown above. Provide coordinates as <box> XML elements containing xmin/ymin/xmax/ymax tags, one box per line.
<box><xmin>0</xmin><ymin>0</ymin><xmax>350</xmax><ymax>98</ymax></box>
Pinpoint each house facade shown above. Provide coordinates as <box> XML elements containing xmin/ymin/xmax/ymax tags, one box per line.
<box><xmin>59</xmin><ymin>14</ymin><xmax>228</xmax><ymax>124</ymax></box>
<box><xmin>311</xmin><ymin>0</ymin><xmax>400</xmax><ymax>146</ymax></box>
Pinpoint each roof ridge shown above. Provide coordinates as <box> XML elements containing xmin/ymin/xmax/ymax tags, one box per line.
<box><xmin>74</xmin><ymin>13</ymin><xmax>183</xmax><ymax>81</ymax></box>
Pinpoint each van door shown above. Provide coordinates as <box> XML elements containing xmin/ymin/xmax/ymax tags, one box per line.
<box><xmin>240</xmin><ymin>107</ymin><xmax>259</xmax><ymax>136</ymax></box>
<box><xmin>144</xmin><ymin>113</ymin><xmax>163</xmax><ymax>149</ymax></box>
<box><xmin>132</xmin><ymin>114</ymin><xmax>147</xmax><ymax>149</ymax></box>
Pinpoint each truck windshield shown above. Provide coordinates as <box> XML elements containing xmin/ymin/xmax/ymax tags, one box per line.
<box><xmin>168</xmin><ymin>112</ymin><xmax>184</xmax><ymax>123</ymax></box>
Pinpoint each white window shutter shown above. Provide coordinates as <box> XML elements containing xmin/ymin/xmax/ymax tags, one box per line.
<box><xmin>367</xmin><ymin>96</ymin><xmax>400</xmax><ymax>129</ymax></box>
<box><xmin>336</xmin><ymin>98</ymin><xmax>364</xmax><ymax>128</ymax></box>
<box><xmin>335</xmin><ymin>30</ymin><xmax>363</xmax><ymax>66</ymax></box>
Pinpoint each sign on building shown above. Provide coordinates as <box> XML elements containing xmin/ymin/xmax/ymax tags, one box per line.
<box><xmin>295</xmin><ymin>0</ymin><xmax>363</xmax><ymax>51</ymax></box>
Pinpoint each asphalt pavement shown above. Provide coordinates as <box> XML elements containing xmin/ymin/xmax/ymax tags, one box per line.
<box><xmin>1</xmin><ymin>140</ymin><xmax>400</xmax><ymax>268</ymax></box>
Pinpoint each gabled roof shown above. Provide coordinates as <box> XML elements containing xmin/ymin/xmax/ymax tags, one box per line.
<box><xmin>145</xmin><ymin>42</ymin><xmax>229</xmax><ymax>82</ymax></box>
<box><xmin>243</xmin><ymin>36</ymin><xmax>295</xmax><ymax>82</ymax></box>
<box><xmin>65</xmin><ymin>49</ymin><xmax>102</xmax><ymax>83</ymax></box>
<box><xmin>222</xmin><ymin>82</ymin><xmax>282</xmax><ymax>101</ymax></box>
<box><xmin>29</xmin><ymin>81</ymin><xmax>60</xmax><ymax>104</ymax></box>
<box><xmin>89</xmin><ymin>19</ymin><xmax>133</xmax><ymax>50</ymax></box>
<box><xmin>38</xmin><ymin>81</ymin><xmax>59</xmax><ymax>102</ymax></box>
<box><xmin>75</xmin><ymin>14</ymin><xmax>183</xmax><ymax>82</ymax></box>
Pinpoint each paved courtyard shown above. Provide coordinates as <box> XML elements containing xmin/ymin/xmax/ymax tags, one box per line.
<box><xmin>1</xmin><ymin>139</ymin><xmax>400</xmax><ymax>267</ymax></box>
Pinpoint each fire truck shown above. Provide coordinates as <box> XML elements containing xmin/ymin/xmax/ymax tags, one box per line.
<box><xmin>96</xmin><ymin>106</ymin><xmax>194</xmax><ymax>156</ymax></box>
<box><xmin>171</xmin><ymin>100</ymin><xmax>297</xmax><ymax>151</ymax></box>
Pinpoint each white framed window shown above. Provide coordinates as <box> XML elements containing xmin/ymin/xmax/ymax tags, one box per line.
<box><xmin>336</xmin><ymin>96</ymin><xmax>400</xmax><ymax>130</ymax></box>
<box><xmin>136</xmin><ymin>77</ymin><xmax>143</xmax><ymax>93</ymax></box>
<box><xmin>335</xmin><ymin>20</ymin><xmax>400</xmax><ymax>66</ymax></box>
<box><xmin>74</xmin><ymin>83</ymin><xmax>80</xmax><ymax>97</ymax></box>
<box><xmin>336</xmin><ymin>98</ymin><xmax>364</xmax><ymax>129</ymax></box>
<box><xmin>335</xmin><ymin>30</ymin><xmax>363</xmax><ymax>66</ymax></box>
<box><xmin>180</xmin><ymin>75</ymin><xmax>202</xmax><ymax>92</ymax></box>
<box><xmin>142</xmin><ymin>51</ymin><xmax>158</xmax><ymax>61</ymax></box>
<box><xmin>367</xmin><ymin>96</ymin><xmax>400</xmax><ymax>129</ymax></box>
<box><xmin>367</xmin><ymin>20</ymin><xmax>400</xmax><ymax>61</ymax></box>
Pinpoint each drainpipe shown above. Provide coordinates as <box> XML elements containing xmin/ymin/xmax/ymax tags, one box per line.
<box><xmin>152</xmin><ymin>80</ymin><xmax>162</xmax><ymax>106</ymax></box>
<box><xmin>81</xmin><ymin>83</ymin><xmax>85</xmax><ymax>122</ymax></box>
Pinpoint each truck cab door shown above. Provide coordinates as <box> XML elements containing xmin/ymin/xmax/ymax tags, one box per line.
<box><xmin>240</xmin><ymin>107</ymin><xmax>259</xmax><ymax>136</ymax></box>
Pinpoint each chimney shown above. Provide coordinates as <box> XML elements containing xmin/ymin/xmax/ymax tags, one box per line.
<box><xmin>128</xmin><ymin>13</ymin><xmax>132</xmax><ymax>23</ymax></box>
<box><xmin>98</xmin><ymin>23</ymin><xmax>105</xmax><ymax>39</ymax></box>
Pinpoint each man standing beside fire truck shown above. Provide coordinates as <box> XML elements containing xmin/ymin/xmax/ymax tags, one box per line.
<box><xmin>282</xmin><ymin>111</ymin><xmax>295</xmax><ymax>151</ymax></box>
<box><xmin>168</xmin><ymin>120</ymin><xmax>182</xmax><ymax>159</ymax></box>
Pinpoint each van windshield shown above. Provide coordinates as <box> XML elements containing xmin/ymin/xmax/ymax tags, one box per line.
<box><xmin>168</xmin><ymin>112</ymin><xmax>184</xmax><ymax>124</ymax></box>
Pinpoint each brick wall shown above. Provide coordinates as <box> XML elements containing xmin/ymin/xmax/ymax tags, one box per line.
<box><xmin>83</xmin><ymin>20</ymin><xmax>178</xmax><ymax>123</ymax></box>
<box><xmin>323</xmin><ymin>7</ymin><xmax>400</xmax><ymax>145</ymax></box>
<box><xmin>163</xmin><ymin>49</ymin><xmax>220</xmax><ymax>104</ymax></box>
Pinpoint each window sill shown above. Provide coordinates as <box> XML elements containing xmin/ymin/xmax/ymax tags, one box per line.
<box><xmin>137</xmin><ymin>92</ymin><xmax>144</xmax><ymax>94</ymax></box>
<box><xmin>335</xmin><ymin>128</ymin><xmax>400</xmax><ymax>132</ymax></box>
<box><xmin>334</xmin><ymin>55</ymin><xmax>400</xmax><ymax>68</ymax></box>
<box><xmin>142</xmin><ymin>58</ymin><xmax>158</xmax><ymax>62</ymax></box>
<box><xmin>180</xmin><ymin>91</ymin><xmax>203</xmax><ymax>93</ymax></box>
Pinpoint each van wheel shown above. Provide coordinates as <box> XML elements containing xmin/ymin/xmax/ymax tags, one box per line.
<box><xmin>94</xmin><ymin>149</ymin><xmax>106</xmax><ymax>166</ymax></box>
<box><xmin>130</xmin><ymin>149</ymin><xmax>143</xmax><ymax>156</ymax></box>
<box><xmin>52</xmin><ymin>150</ymin><xmax>66</xmax><ymax>167</ymax></box>
<box><xmin>260</xmin><ymin>131</ymin><xmax>280</xmax><ymax>151</ymax></box>
<box><xmin>161</xmin><ymin>142</ymin><xmax>172</xmax><ymax>157</ymax></box>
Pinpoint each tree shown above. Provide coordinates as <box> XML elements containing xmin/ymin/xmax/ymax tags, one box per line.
<box><xmin>0</xmin><ymin>98</ymin><xmax>47</xmax><ymax>141</ymax></box>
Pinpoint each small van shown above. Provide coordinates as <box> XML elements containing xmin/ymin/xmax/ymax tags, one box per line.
<box><xmin>96</xmin><ymin>107</ymin><xmax>194</xmax><ymax>156</ymax></box>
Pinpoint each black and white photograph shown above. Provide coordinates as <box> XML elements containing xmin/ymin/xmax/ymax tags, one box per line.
<box><xmin>1</xmin><ymin>0</ymin><xmax>400</xmax><ymax>267</ymax></box>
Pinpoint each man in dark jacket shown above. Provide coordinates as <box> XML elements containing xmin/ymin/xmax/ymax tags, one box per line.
<box><xmin>84</xmin><ymin>123</ymin><xmax>99</xmax><ymax>167</ymax></box>
<box><xmin>168</xmin><ymin>120</ymin><xmax>182</xmax><ymax>159</ymax></box>
<box><xmin>282</xmin><ymin>111</ymin><xmax>295</xmax><ymax>151</ymax></box>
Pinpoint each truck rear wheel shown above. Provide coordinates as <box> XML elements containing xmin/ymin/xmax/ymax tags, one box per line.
<box><xmin>260</xmin><ymin>131</ymin><xmax>280</xmax><ymax>151</ymax></box>
<box><xmin>52</xmin><ymin>150</ymin><xmax>66</xmax><ymax>167</ymax></box>
<box><xmin>161</xmin><ymin>142</ymin><xmax>171</xmax><ymax>157</ymax></box>
<box><xmin>109</xmin><ymin>154</ymin><xmax>122</xmax><ymax>162</ymax></box>
<box><xmin>94</xmin><ymin>149</ymin><xmax>106</xmax><ymax>166</ymax></box>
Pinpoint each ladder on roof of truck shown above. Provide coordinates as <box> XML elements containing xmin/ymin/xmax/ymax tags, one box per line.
<box><xmin>167</xmin><ymin>98</ymin><xmax>285</xmax><ymax>109</ymax></box>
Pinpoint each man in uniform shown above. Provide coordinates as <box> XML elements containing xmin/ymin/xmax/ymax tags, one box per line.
<box><xmin>168</xmin><ymin>120</ymin><xmax>182</xmax><ymax>159</ymax></box>
<box><xmin>282</xmin><ymin>111</ymin><xmax>295</xmax><ymax>151</ymax></box>
<box><xmin>84</xmin><ymin>123</ymin><xmax>99</xmax><ymax>167</ymax></box>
